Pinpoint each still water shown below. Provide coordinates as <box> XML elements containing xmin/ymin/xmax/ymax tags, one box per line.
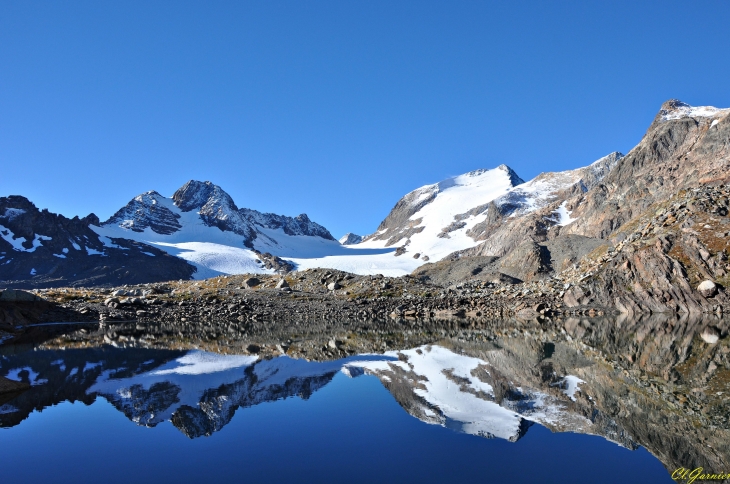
<box><xmin>0</xmin><ymin>331</ymin><xmax>681</xmax><ymax>484</ymax></box>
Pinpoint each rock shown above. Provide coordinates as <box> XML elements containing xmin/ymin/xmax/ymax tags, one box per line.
<box><xmin>0</xmin><ymin>376</ymin><xmax>30</xmax><ymax>395</ymax></box>
<box><xmin>327</xmin><ymin>282</ymin><xmax>341</xmax><ymax>291</ymax></box>
<box><xmin>112</xmin><ymin>289</ymin><xmax>126</xmax><ymax>297</ymax></box>
<box><xmin>516</xmin><ymin>308</ymin><xmax>539</xmax><ymax>319</ymax></box>
<box><xmin>700</xmin><ymin>327</ymin><xmax>720</xmax><ymax>344</ymax></box>
<box><xmin>275</xmin><ymin>279</ymin><xmax>290</xmax><ymax>289</ymax></box>
<box><xmin>532</xmin><ymin>302</ymin><xmax>548</xmax><ymax>313</ymax></box>
<box><xmin>243</xmin><ymin>277</ymin><xmax>260</xmax><ymax>289</ymax></box>
<box><xmin>698</xmin><ymin>280</ymin><xmax>717</xmax><ymax>298</ymax></box>
<box><xmin>0</xmin><ymin>289</ymin><xmax>40</xmax><ymax>302</ymax></box>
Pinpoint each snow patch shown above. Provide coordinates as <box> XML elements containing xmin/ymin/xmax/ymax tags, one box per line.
<box><xmin>0</xmin><ymin>404</ymin><xmax>19</xmax><ymax>414</ymax></box>
<box><xmin>0</xmin><ymin>226</ymin><xmax>51</xmax><ymax>252</ymax></box>
<box><xmin>84</xmin><ymin>361</ymin><xmax>104</xmax><ymax>373</ymax></box>
<box><xmin>4</xmin><ymin>366</ymin><xmax>46</xmax><ymax>386</ymax></box>
<box><xmin>150</xmin><ymin>351</ymin><xmax>258</xmax><ymax>376</ymax></box>
<box><xmin>553</xmin><ymin>201</ymin><xmax>578</xmax><ymax>226</ymax></box>
<box><xmin>660</xmin><ymin>102</ymin><xmax>729</xmax><ymax>121</ymax></box>
<box><xmin>552</xmin><ymin>375</ymin><xmax>585</xmax><ymax>401</ymax></box>
<box><xmin>85</xmin><ymin>247</ymin><xmax>106</xmax><ymax>256</ymax></box>
<box><xmin>1</xmin><ymin>208</ymin><xmax>26</xmax><ymax>221</ymax></box>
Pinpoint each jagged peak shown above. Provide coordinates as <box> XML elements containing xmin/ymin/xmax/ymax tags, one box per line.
<box><xmin>496</xmin><ymin>164</ymin><xmax>526</xmax><ymax>186</ymax></box>
<box><xmin>172</xmin><ymin>180</ymin><xmax>238</xmax><ymax>213</ymax></box>
<box><xmin>339</xmin><ymin>233</ymin><xmax>363</xmax><ymax>245</ymax></box>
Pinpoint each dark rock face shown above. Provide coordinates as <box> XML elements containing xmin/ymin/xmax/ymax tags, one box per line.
<box><xmin>104</xmin><ymin>191</ymin><xmax>181</xmax><ymax>235</ymax></box>
<box><xmin>0</xmin><ymin>196</ymin><xmax>195</xmax><ymax>289</ymax></box>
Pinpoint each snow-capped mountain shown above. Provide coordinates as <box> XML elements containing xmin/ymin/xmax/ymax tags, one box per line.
<box><xmin>94</xmin><ymin>180</ymin><xmax>342</xmax><ymax>279</ymax></box>
<box><xmin>331</xmin><ymin>155</ymin><xmax>621</xmax><ymax>275</ymax></box>
<box><xmin>105</xmin><ymin>180</ymin><xmax>334</xmax><ymax>246</ymax></box>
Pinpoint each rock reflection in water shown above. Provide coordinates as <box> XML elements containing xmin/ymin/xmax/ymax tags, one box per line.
<box><xmin>1</xmin><ymin>312</ymin><xmax>729</xmax><ymax>476</ymax></box>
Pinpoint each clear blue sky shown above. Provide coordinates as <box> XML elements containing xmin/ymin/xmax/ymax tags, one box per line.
<box><xmin>2</xmin><ymin>1</ymin><xmax>729</xmax><ymax>238</ymax></box>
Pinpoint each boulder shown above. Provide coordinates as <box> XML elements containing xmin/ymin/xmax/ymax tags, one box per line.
<box><xmin>698</xmin><ymin>280</ymin><xmax>718</xmax><ymax>298</ymax></box>
<box><xmin>327</xmin><ymin>282</ymin><xmax>341</xmax><ymax>291</ymax></box>
<box><xmin>275</xmin><ymin>279</ymin><xmax>290</xmax><ymax>289</ymax></box>
<box><xmin>0</xmin><ymin>289</ymin><xmax>40</xmax><ymax>302</ymax></box>
<box><xmin>243</xmin><ymin>277</ymin><xmax>260</xmax><ymax>289</ymax></box>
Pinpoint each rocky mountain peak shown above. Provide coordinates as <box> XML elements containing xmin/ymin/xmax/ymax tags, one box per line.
<box><xmin>173</xmin><ymin>180</ymin><xmax>237</xmax><ymax>213</ymax></box>
<box><xmin>659</xmin><ymin>98</ymin><xmax>690</xmax><ymax>112</ymax></box>
<box><xmin>339</xmin><ymin>233</ymin><xmax>363</xmax><ymax>245</ymax></box>
<box><xmin>496</xmin><ymin>164</ymin><xmax>526</xmax><ymax>187</ymax></box>
<box><xmin>104</xmin><ymin>190</ymin><xmax>181</xmax><ymax>235</ymax></box>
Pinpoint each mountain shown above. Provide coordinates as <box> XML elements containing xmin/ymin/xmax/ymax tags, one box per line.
<box><xmin>339</xmin><ymin>233</ymin><xmax>363</xmax><ymax>245</ymax></box>
<box><xmin>562</xmin><ymin>99</ymin><xmax>729</xmax><ymax>239</ymax></box>
<box><xmin>0</xmin><ymin>196</ymin><xmax>195</xmax><ymax>288</ymax></box>
<box><xmin>94</xmin><ymin>180</ymin><xmax>340</xmax><ymax>279</ymax></box>
<box><xmin>338</xmin><ymin>154</ymin><xmax>621</xmax><ymax>278</ymax></box>
<box><xmin>2</xmin><ymin>99</ymin><xmax>727</xmax><ymax>288</ymax></box>
<box><xmin>104</xmin><ymin>180</ymin><xmax>335</xmax><ymax>246</ymax></box>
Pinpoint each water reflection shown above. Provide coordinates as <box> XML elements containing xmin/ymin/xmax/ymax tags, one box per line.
<box><xmin>1</xmin><ymin>312</ymin><xmax>729</xmax><ymax>476</ymax></box>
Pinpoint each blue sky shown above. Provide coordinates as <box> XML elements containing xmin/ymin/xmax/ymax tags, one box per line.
<box><xmin>2</xmin><ymin>1</ymin><xmax>729</xmax><ymax>238</ymax></box>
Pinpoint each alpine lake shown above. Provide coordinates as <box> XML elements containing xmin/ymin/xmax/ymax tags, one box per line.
<box><xmin>2</xmin><ymin>312</ymin><xmax>729</xmax><ymax>484</ymax></box>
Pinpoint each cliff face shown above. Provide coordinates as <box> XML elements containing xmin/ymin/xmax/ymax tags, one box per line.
<box><xmin>564</xmin><ymin>100</ymin><xmax>730</xmax><ymax>240</ymax></box>
<box><xmin>559</xmin><ymin>184</ymin><xmax>729</xmax><ymax>314</ymax></box>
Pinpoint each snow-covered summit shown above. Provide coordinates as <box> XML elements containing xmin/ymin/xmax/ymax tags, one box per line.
<box><xmin>363</xmin><ymin>165</ymin><xmax>525</xmax><ymax>255</ymax></box>
<box><xmin>658</xmin><ymin>99</ymin><xmax>729</xmax><ymax>121</ymax></box>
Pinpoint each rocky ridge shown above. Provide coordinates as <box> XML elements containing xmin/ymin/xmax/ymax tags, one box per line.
<box><xmin>106</xmin><ymin>180</ymin><xmax>335</xmax><ymax>247</ymax></box>
<box><xmin>1</xmin><ymin>196</ymin><xmax>195</xmax><ymax>288</ymax></box>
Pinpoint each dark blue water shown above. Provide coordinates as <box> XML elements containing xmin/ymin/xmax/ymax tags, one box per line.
<box><xmin>1</xmin><ymin>367</ymin><xmax>671</xmax><ymax>484</ymax></box>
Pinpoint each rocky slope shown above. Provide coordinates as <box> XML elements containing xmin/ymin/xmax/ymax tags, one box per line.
<box><xmin>0</xmin><ymin>196</ymin><xmax>195</xmax><ymax>288</ymax></box>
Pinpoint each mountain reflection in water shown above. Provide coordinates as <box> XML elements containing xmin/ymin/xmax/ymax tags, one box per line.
<box><xmin>1</xmin><ymin>312</ymin><xmax>729</xmax><ymax>482</ymax></box>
